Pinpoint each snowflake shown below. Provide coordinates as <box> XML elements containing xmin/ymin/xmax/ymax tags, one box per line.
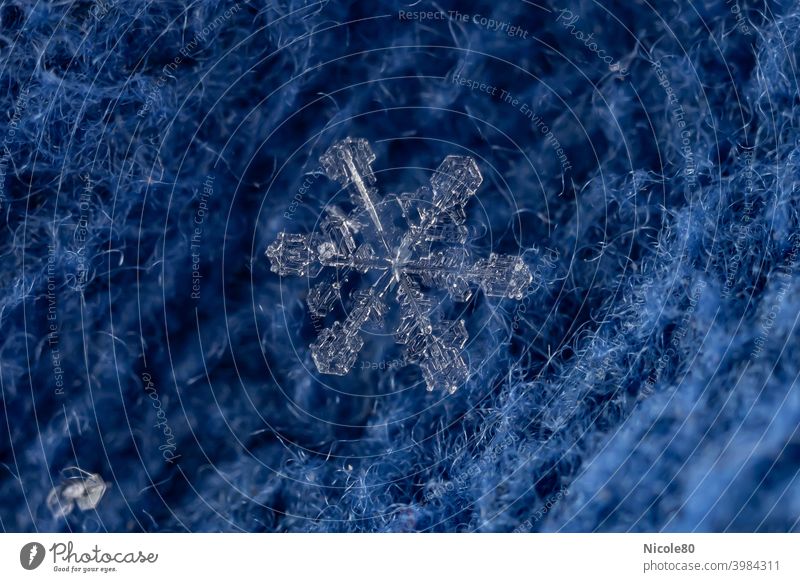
<box><xmin>266</xmin><ymin>138</ymin><xmax>532</xmax><ymax>393</ymax></box>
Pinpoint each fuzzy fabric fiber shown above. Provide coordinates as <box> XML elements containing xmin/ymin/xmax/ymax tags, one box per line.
<box><xmin>1</xmin><ymin>0</ymin><xmax>799</xmax><ymax>532</ymax></box>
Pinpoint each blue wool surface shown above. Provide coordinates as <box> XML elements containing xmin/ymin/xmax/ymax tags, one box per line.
<box><xmin>1</xmin><ymin>0</ymin><xmax>799</xmax><ymax>532</ymax></box>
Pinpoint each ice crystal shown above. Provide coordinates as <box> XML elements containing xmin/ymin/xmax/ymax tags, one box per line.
<box><xmin>266</xmin><ymin>138</ymin><xmax>532</xmax><ymax>393</ymax></box>
<box><xmin>46</xmin><ymin>469</ymin><xmax>107</xmax><ymax>519</ymax></box>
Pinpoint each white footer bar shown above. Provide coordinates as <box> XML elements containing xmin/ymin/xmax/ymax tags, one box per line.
<box><xmin>1</xmin><ymin>533</ymin><xmax>797</xmax><ymax>581</ymax></box>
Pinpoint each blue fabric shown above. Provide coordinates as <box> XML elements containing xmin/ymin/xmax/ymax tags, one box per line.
<box><xmin>1</xmin><ymin>0</ymin><xmax>799</xmax><ymax>532</ymax></box>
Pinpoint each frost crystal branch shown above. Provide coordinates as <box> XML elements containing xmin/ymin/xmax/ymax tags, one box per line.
<box><xmin>266</xmin><ymin>138</ymin><xmax>532</xmax><ymax>393</ymax></box>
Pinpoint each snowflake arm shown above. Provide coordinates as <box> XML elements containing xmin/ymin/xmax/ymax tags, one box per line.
<box><xmin>320</xmin><ymin>138</ymin><xmax>387</xmax><ymax>237</ymax></box>
<box><xmin>405</xmin><ymin>155</ymin><xmax>482</xmax><ymax>250</ymax></box>
<box><xmin>265</xmin><ymin>232</ymin><xmax>323</xmax><ymax>277</ymax></box>
<box><xmin>310</xmin><ymin>273</ymin><xmax>390</xmax><ymax>375</ymax></box>
<box><xmin>402</xmin><ymin>250</ymin><xmax>533</xmax><ymax>301</ymax></box>
<box><xmin>394</xmin><ymin>271</ymin><xmax>469</xmax><ymax>393</ymax></box>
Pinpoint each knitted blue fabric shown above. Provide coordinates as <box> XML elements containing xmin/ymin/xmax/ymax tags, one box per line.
<box><xmin>1</xmin><ymin>0</ymin><xmax>799</xmax><ymax>532</ymax></box>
